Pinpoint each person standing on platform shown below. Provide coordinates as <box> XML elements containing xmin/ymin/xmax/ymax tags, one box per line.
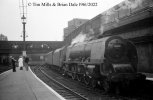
<box><xmin>24</xmin><ymin>56</ymin><xmax>29</xmax><ymax>71</ymax></box>
<box><xmin>18</xmin><ymin>56</ymin><xmax>23</xmax><ymax>70</ymax></box>
<box><xmin>10</xmin><ymin>56</ymin><xmax>16</xmax><ymax>72</ymax></box>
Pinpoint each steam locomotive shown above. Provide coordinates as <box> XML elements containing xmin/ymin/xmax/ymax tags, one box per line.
<box><xmin>44</xmin><ymin>36</ymin><xmax>146</xmax><ymax>92</ymax></box>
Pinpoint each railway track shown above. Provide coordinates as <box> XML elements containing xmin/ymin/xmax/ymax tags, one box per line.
<box><xmin>32</xmin><ymin>65</ymin><xmax>88</xmax><ymax>100</ymax></box>
<box><xmin>31</xmin><ymin>65</ymin><xmax>153</xmax><ymax>100</ymax></box>
<box><xmin>31</xmin><ymin>65</ymin><xmax>122</xmax><ymax>100</ymax></box>
<box><xmin>40</xmin><ymin>65</ymin><xmax>136</xmax><ymax>100</ymax></box>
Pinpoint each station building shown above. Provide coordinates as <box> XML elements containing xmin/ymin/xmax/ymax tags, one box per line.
<box><xmin>63</xmin><ymin>18</ymin><xmax>88</xmax><ymax>40</ymax></box>
<box><xmin>0</xmin><ymin>34</ymin><xmax>8</xmax><ymax>41</ymax></box>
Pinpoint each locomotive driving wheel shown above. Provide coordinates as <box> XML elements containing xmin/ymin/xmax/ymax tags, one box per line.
<box><xmin>71</xmin><ymin>72</ymin><xmax>76</xmax><ymax>80</ymax></box>
<box><xmin>62</xmin><ymin>65</ymin><xmax>67</xmax><ymax>76</ymax></box>
<box><xmin>71</xmin><ymin>65</ymin><xmax>76</xmax><ymax>80</ymax></box>
<box><xmin>84</xmin><ymin>75</ymin><xmax>91</xmax><ymax>85</ymax></box>
<box><xmin>77</xmin><ymin>65</ymin><xmax>84</xmax><ymax>82</ymax></box>
<box><xmin>91</xmin><ymin>78</ymin><xmax>97</xmax><ymax>88</ymax></box>
<box><xmin>77</xmin><ymin>74</ymin><xmax>82</xmax><ymax>81</ymax></box>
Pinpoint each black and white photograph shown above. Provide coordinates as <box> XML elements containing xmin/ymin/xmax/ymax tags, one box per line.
<box><xmin>0</xmin><ymin>0</ymin><xmax>153</xmax><ymax>100</ymax></box>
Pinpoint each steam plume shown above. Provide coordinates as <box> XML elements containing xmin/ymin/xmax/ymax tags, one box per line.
<box><xmin>71</xmin><ymin>32</ymin><xmax>87</xmax><ymax>45</ymax></box>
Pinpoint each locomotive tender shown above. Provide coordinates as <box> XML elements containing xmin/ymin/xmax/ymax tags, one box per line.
<box><xmin>45</xmin><ymin>36</ymin><xmax>146</xmax><ymax>92</ymax></box>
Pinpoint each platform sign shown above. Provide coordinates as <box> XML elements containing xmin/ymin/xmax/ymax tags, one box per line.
<box><xmin>22</xmin><ymin>51</ymin><xmax>27</xmax><ymax>57</ymax></box>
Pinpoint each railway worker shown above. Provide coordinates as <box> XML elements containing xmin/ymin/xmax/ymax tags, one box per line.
<box><xmin>18</xmin><ymin>56</ymin><xmax>23</xmax><ymax>70</ymax></box>
<box><xmin>10</xmin><ymin>56</ymin><xmax>16</xmax><ymax>72</ymax></box>
<box><xmin>24</xmin><ymin>56</ymin><xmax>29</xmax><ymax>71</ymax></box>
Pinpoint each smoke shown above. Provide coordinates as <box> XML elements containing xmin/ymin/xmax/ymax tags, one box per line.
<box><xmin>71</xmin><ymin>32</ymin><xmax>87</xmax><ymax>45</ymax></box>
<box><xmin>85</xmin><ymin>28</ymin><xmax>95</xmax><ymax>41</ymax></box>
<box><xmin>71</xmin><ymin>28</ymin><xmax>96</xmax><ymax>45</ymax></box>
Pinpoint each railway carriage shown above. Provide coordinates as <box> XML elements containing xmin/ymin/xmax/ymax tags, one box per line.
<box><xmin>45</xmin><ymin>51</ymin><xmax>53</xmax><ymax>65</ymax></box>
<box><xmin>51</xmin><ymin>47</ymin><xmax>66</xmax><ymax>70</ymax></box>
<box><xmin>53</xmin><ymin>49</ymin><xmax>61</xmax><ymax>67</ymax></box>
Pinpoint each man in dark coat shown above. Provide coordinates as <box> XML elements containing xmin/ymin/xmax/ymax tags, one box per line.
<box><xmin>24</xmin><ymin>56</ymin><xmax>29</xmax><ymax>71</ymax></box>
<box><xmin>10</xmin><ymin>56</ymin><xmax>16</xmax><ymax>72</ymax></box>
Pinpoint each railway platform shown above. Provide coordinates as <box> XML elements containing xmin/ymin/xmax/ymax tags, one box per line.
<box><xmin>0</xmin><ymin>67</ymin><xmax>65</xmax><ymax>100</ymax></box>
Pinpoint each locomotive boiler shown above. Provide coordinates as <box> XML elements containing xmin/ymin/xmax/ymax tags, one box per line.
<box><xmin>45</xmin><ymin>36</ymin><xmax>146</xmax><ymax>92</ymax></box>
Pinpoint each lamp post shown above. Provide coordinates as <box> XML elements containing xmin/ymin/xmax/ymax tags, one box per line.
<box><xmin>20</xmin><ymin>0</ymin><xmax>27</xmax><ymax>57</ymax></box>
<box><xmin>22</xmin><ymin>15</ymin><xmax>26</xmax><ymax>56</ymax></box>
<box><xmin>21</xmin><ymin>15</ymin><xmax>26</xmax><ymax>50</ymax></box>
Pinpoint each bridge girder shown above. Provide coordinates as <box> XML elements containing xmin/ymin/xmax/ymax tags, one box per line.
<box><xmin>0</xmin><ymin>41</ymin><xmax>64</xmax><ymax>54</ymax></box>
